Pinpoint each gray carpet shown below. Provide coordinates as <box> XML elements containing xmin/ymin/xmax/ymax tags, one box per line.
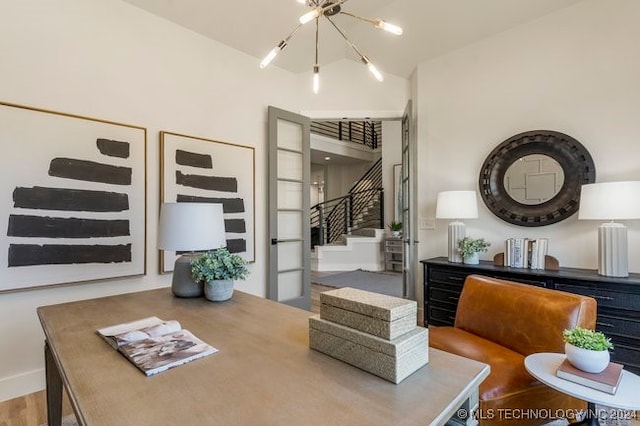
<box><xmin>313</xmin><ymin>269</ymin><xmax>403</xmax><ymax>297</ymax></box>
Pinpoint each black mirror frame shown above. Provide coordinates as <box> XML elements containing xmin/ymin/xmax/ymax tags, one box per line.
<box><xmin>479</xmin><ymin>130</ymin><xmax>596</xmax><ymax>227</ymax></box>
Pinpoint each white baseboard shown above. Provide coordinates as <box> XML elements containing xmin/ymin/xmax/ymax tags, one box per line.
<box><xmin>0</xmin><ymin>368</ymin><xmax>45</xmax><ymax>402</ymax></box>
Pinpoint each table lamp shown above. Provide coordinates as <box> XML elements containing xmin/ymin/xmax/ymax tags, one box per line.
<box><xmin>436</xmin><ymin>191</ymin><xmax>478</xmax><ymax>263</ymax></box>
<box><xmin>158</xmin><ymin>202</ymin><xmax>226</xmax><ymax>297</ymax></box>
<box><xmin>578</xmin><ymin>181</ymin><xmax>640</xmax><ymax>277</ymax></box>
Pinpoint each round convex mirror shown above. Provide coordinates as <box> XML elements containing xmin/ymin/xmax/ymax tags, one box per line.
<box><xmin>479</xmin><ymin>130</ymin><xmax>595</xmax><ymax>227</ymax></box>
<box><xmin>503</xmin><ymin>154</ymin><xmax>565</xmax><ymax>205</ymax></box>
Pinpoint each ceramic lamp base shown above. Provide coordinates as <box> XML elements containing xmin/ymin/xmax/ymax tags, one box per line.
<box><xmin>598</xmin><ymin>222</ymin><xmax>628</xmax><ymax>277</ymax></box>
<box><xmin>171</xmin><ymin>253</ymin><xmax>203</xmax><ymax>298</ymax></box>
<box><xmin>447</xmin><ymin>221</ymin><xmax>465</xmax><ymax>263</ymax></box>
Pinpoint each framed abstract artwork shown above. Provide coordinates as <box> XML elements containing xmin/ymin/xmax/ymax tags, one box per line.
<box><xmin>0</xmin><ymin>102</ymin><xmax>147</xmax><ymax>292</ymax></box>
<box><xmin>160</xmin><ymin>131</ymin><xmax>255</xmax><ymax>272</ymax></box>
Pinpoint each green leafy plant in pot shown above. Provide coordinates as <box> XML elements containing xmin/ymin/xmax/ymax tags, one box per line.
<box><xmin>563</xmin><ymin>326</ymin><xmax>613</xmax><ymax>373</ymax></box>
<box><xmin>388</xmin><ymin>221</ymin><xmax>403</xmax><ymax>237</ymax></box>
<box><xmin>191</xmin><ymin>248</ymin><xmax>249</xmax><ymax>302</ymax></box>
<box><xmin>457</xmin><ymin>237</ymin><xmax>490</xmax><ymax>265</ymax></box>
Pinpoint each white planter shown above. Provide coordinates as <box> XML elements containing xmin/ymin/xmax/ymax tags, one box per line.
<box><xmin>463</xmin><ymin>253</ymin><xmax>480</xmax><ymax>265</ymax></box>
<box><xmin>565</xmin><ymin>342</ymin><xmax>610</xmax><ymax>373</ymax></box>
<box><xmin>204</xmin><ymin>279</ymin><xmax>234</xmax><ymax>302</ymax></box>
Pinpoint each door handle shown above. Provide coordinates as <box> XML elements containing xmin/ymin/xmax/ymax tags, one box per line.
<box><xmin>271</xmin><ymin>238</ymin><xmax>282</xmax><ymax>245</ymax></box>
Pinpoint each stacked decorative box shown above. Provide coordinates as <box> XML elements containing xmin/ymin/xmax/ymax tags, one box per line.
<box><xmin>309</xmin><ymin>287</ymin><xmax>428</xmax><ymax>384</ymax></box>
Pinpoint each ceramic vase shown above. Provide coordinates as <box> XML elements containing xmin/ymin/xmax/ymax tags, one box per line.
<box><xmin>204</xmin><ymin>279</ymin><xmax>234</xmax><ymax>302</ymax></box>
<box><xmin>564</xmin><ymin>342</ymin><xmax>610</xmax><ymax>373</ymax></box>
<box><xmin>463</xmin><ymin>253</ymin><xmax>480</xmax><ymax>265</ymax></box>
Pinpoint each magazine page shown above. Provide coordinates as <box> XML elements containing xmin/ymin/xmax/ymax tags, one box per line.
<box><xmin>97</xmin><ymin>317</ymin><xmax>182</xmax><ymax>348</ymax></box>
<box><xmin>119</xmin><ymin>329</ymin><xmax>218</xmax><ymax>376</ymax></box>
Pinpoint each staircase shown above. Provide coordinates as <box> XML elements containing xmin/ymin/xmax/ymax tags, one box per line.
<box><xmin>310</xmin><ymin>158</ymin><xmax>386</xmax><ymax>272</ymax></box>
<box><xmin>311</xmin><ymin>228</ymin><xmax>386</xmax><ymax>272</ymax></box>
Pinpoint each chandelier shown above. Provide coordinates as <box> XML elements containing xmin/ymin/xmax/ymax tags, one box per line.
<box><xmin>259</xmin><ymin>0</ymin><xmax>403</xmax><ymax>93</ymax></box>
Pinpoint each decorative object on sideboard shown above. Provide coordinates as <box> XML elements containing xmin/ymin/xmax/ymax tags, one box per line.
<box><xmin>563</xmin><ymin>326</ymin><xmax>614</xmax><ymax>374</ymax></box>
<box><xmin>457</xmin><ymin>237</ymin><xmax>490</xmax><ymax>265</ymax></box>
<box><xmin>435</xmin><ymin>191</ymin><xmax>478</xmax><ymax>263</ymax></box>
<box><xmin>578</xmin><ymin>181</ymin><xmax>640</xmax><ymax>277</ymax></box>
<box><xmin>478</xmin><ymin>130</ymin><xmax>595</xmax><ymax>227</ymax></box>
<box><xmin>494</xmin><ymin>237</ymin><xmax>556</xmax><ymax>270</ymax></box>
<box><xmin>157</xmin><ymin>203</ymin><xmax>226</xmax><ymax>298</ymax></box>
<box><xmin>190</xmin><ymin>247</ymin><xmax>249</xmax><ymax>302</ymax></box>
<box><xmin>259</xmin><ymin>1</ymin><xmax>403</xmax><ymax>93</ymax></box>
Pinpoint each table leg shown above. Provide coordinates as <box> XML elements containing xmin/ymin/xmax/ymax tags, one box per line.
<box><xmin>45</xmin><ymin>341</ymin><xmax>63</xmax><ymax>426</ymax></box>
<box><xmin>570</xmin><ymin>402</ymin><xmax>599</xmax><ymax>426</ymax></box>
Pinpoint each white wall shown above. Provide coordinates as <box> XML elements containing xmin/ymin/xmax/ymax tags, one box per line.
<box><xmin>0</xmin><ymin>0</ymin><xmax>408</xmax><ymax>401</ymax></box>
<box><xmin>416</xmin><ymin>0</ymin><xmax>640</xmax><ymax>292</ymax></box>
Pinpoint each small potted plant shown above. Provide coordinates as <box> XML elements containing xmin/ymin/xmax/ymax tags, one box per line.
<box><xmin>191</xmin><ymin>248</ymin><xmax>249</xmax><ymax>302</ymax></box>
<box><xmin>388</xmin><ymin>221</ymin><xmax>403</xmax><ymax>237</ymax></box>
<box><xmin>457</xmin><ymin>237</ymin><xmax>490</xmax><ymax>264</ymax></box>
<box><xmin>563</xmin><ymin>326</ymin><xmax>613</xmax><ymax>373</ymax></box>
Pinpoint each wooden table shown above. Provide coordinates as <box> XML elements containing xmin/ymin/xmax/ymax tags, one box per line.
<box><xmin>38</xmin><ymin>288</ymin><xmax>489</xmax><ymax>426</ymax></box>
<box><xmin>525</xmin><ymin>353</ymin><xmax>640</xmax><ymax>425</ymax></box>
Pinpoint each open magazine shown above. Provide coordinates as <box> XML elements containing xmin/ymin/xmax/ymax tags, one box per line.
<box><xmin>97</xmin><ymin>316</ymin><xmax>217</xmax><ymax>376</ymax></box>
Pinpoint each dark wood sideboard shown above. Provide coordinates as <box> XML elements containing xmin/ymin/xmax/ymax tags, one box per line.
<box><xmin>422</xmin><ymin>256</ymin><xmax>640</xmax><ymax>374</ymax></box>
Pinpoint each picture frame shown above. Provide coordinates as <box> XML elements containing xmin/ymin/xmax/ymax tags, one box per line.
<box><xmin>0</xmin><ymin>101</ymin><xmax>147</xmax><ymax>292</ymax></box>
<box><xmin>160</xmin><ymin>131</ymin><xmax>255</xmax><ymax>273</ymax></box>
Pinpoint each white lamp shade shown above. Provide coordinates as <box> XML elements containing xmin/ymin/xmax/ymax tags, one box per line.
<box><xmin>435</xmin><ymin>191</ymin><xmax>478</xmax><ymax>219</ymax></box>
<box><xmin>158</xmin><ymin>203</ymin><xmax>226</xmax><ymax>251</ymax></box>
<box><xmin>578</xmin><ymin>181</ymin><xmax>640</xmax><ymax>220</ymax></box>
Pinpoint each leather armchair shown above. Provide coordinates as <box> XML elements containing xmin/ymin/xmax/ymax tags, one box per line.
<box><xmin>429</xmin><ymin>275</ymin><xmax>597</xmax><ymax>425</ymax></box>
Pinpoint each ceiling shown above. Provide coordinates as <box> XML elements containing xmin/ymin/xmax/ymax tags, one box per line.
<box><xmin>121</xmin><ymin>0</ymin><xmax>583</xmax><ymax>79</ymax></box>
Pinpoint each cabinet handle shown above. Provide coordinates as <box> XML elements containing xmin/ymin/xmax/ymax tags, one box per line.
<box><xmin>448</xmin><ymin>316</ymin><xmax>456</xmax><ymax>321</ymax></box>
<box><xmin>596</xmin><ymin>322</ymin><xmax>614</xmax><ymax>328</ymax></box>
<box><xmin>448</xmin><ymin>296</ymin><xmax>459</xmax><ymax>301</ymax></box>
<box><xmin>588</xmin><ymin>294</ymin><xmax>614</xmax><ymax>301</ymax></box>
<box><xmin>448</xmin><ymin>276</ymin><xmax>464</xmax><ymax>282</ymax></box>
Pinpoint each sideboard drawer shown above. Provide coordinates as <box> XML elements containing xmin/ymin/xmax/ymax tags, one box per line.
<box><xmin>609</xmin><ymin>343</ymin><xmax>640</xmax><ymax>374</ymax></box>
<box><xmin>429</xmin><ymin>286</ymin><xmax>461</xmax><ymax>307</ymax></box>
<box><xmin>596</xmin><ymin>314</ymin><xmax>640</xmax><ymax>341</ymax></box>
<box><xmin>429</xmin><ymin>269</ymin><xmax>467</xmax><ymax>286</ymax></box>
<box><xmin>428</xmin><ymin>305</ymin><xmax>457</xmax><ymax>326</ymax></box>
<box><xmin>555</xmin><ymin>283</ymin><xmax>640</xmax><ymax>312</ymax></box>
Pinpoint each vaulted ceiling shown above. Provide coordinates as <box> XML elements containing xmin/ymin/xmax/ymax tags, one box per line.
<box><xmin>122</xmin><ymin>0</ymin><xmax>584</xmax><ymax>79</ymax></box>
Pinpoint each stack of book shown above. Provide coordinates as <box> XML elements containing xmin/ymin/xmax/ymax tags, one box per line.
<box><xmin>556</xmin><ymin>359</ymin><xmax>623</xmax><ymax>394</ymax></box>
<box><xmin>504</xmin><ymin>237</ymin><xmax>548</xmax><ymax>269</ymax></box>
<box><xmin>309</xmin><ymin>287</ymin><xmax>428</xmax><ymax>384</ymax></box>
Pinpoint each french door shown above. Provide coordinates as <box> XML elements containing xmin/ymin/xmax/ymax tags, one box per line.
<box><xmin>267</xmin><ymin>106</ymin><xmax>311</xmax><ymax>309</ymax></box>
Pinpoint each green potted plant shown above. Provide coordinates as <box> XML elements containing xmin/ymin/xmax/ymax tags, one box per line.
<box><xmin>191</xmin><ymin>248</ymin><xmax>249</xmax><ymax>302</ymax></box>
<box><xmin>457</xmin><ymin>237</ymin><xmax>490</xmax><ymax>264</ymax></box>
<box><xmin>388</xmin><ymin>221</ymin><xmax>403</xmax><ymax>237</ymax></box>
<box><xmin>563</xmin><ymin>326</ymin><xmax>613</xmax><ymax>373</ymax></box>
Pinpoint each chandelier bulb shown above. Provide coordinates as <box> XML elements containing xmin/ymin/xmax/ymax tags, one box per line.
<box><xmin>260</xmin><ymin>47</ymin><xmax>279</xmax><ymax>68</ymax></box>
<box><xmin>313</xmin><ymin>65</ymin><xmax>320</xmax><ymax>94</ymax></box>
<box><xmin>361</xmin><ymin>56</ymin><xmax>383</xmax><ymax>82</ymax></box>
<box><xmin>299</xmin><ymin>8</ymin><xmax>321</xmax><ymax>24</ymax></box>
<box><xmin>374</xmin><ymin>19</ymin><xmax>403</xmax><ymax>36</ymax></box>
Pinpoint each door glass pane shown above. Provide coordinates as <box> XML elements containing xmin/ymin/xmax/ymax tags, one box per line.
<box><xmin>278</xmin><ymin>150</ymin><xmax>302</xmax><ymax>180</ymax></box>
<box><xmin>278</xmin><ymin>270</ymin><xmax>303</xmax><ymax>302</ymax></box>
<box><xmin>278</xmin><ymin>241</ymin><xmax>303</xmax><ymax>270</ymax></box>
<box><xmin>277</xmin><ymin>211</ymin><xmax>302</xmax><ymax>240</ymax></box>
<box><xmin>278</xmin><ymin>120</ymin><xmax>302</xmax><ymax>151</ymax></box>
<box><xmin>278</xmin><ymin>181</ymin><xmax>302</xmax><ymax>209</ymax></box>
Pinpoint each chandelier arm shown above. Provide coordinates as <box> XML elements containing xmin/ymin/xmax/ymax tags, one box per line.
<box><xmin>315</xmin><ymin>18</ymin><xmax>319</xmax><ymax>65</ymax></box>
<box><xmin>338</xmin><ymin>10</ymin><xmax>375</xmax><ymax>25</ymax></box>
<box><xmin>282</xmin><ymin>23</ymin><xmax>304</xmax><ymax>45</ymax></box>
<box><xmin>324</xmin><ymin>15</ymin><xmax>366</xmax><ymax>60</ymax></box>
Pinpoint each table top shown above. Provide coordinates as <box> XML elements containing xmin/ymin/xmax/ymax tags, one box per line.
<box><xmin>525</xmin><ymin>352</ymin><xmax>640</xmax><ymax>410</ymax></box>
<box><xmin>38</xmin><ymin>288</ymin><xmax>489</xmax><ymax>426</ymax></box>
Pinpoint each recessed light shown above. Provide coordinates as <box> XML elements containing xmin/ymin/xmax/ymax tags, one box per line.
<box><xmin>324</xmin><ymin>156</ymin><xmax>331</xmax><ymax>161</ymax></box>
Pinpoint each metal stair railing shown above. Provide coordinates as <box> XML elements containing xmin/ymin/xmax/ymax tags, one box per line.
<box><xmin>311</xmin><ymin>159</ymin><xmax>383</xmax><ymax>246</ymax></box>
<box><xmin>311</xmin><ymin>120</ymin><xmax>381</xmax><ymax>150</ymax></box>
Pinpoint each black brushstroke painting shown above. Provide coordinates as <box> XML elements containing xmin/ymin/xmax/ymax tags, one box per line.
<box><xmin>96</xmin><ymin>139</ymin><xmax>130</xmax><ymax>158</ymax></box>
<box><xmin>8</xmin><ymin>243</ymin><xmax>132</xmax><ymax>266</ymax></box>
<box><xmin>13</xmin><ymin>187</ymin><xmax>129</xmax><ymax>212</ymax></box>
<box><xmin>226</xmin><ymin>239</ymin><xmax>246</xmax><ymax>254</ymax></box>
<box><xmin>176</xmin><ymin>194</ymin><xmax>244</xmax><ymax>213</ymax></box>
<box><xmin>176</xmin><ymin>150</ymin><xmax>212</xmax><ymax>168</ymax></box>
<box><xmin>176</xmin><ymin>170</ymin><xmax>236</xmax><ymax>192</ymax></box>
<box><xmin>8</xmin><ymin>215</ymin><xmax>130</xmax><ymax>238</ymax></box>
<box><xmin>224</xmin><ymin>219</ymin><xmax>246</xmax><ymax>233</ymax></box>
<box><xmin>49</xmin><ymin>158</ymin><xmax>132</xmax><ymax>185</ymax></box>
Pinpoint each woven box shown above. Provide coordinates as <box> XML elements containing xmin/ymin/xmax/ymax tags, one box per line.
<box><xmin>319</xmin><ymin>287</ymin><xmax>417</xmax><ymax>340</ymax></box>
<box><xmin>309</xmin><ymin>315</ymin><xmax>428</xmax><ymax>384</ymax></box>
